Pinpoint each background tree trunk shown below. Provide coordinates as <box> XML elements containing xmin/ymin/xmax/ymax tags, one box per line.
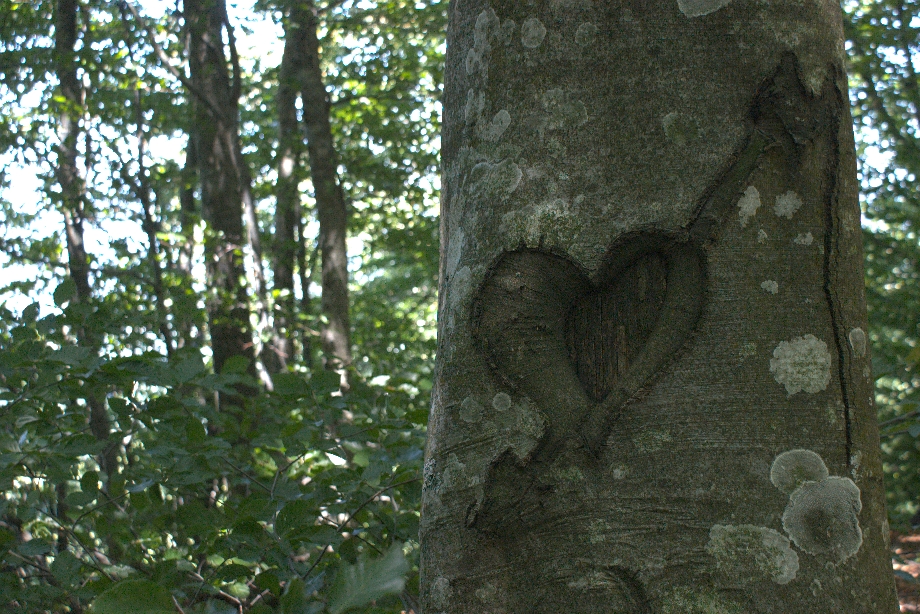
<box><xmin>184</xmin><ymin>0</ymin><xmax>255</xmax><ymax>379</ymax></box>
<box><xmin>266</xmin><ymin>2</ymin><xmax>308</xmax><ymax>375</ymax></box>
<box><xmin>296</xmin><ymin>0</ymin><xmax>353</xmax><ymax>377</ymax></box>
<box><xmin>422</xmin><ymin>1</ymin><xmax>898</xmax><ymax>612</ymax></box>
<box><xmin>54</xmin><ymin>0</ymin><xmax>115</xmax><ymax>479</ymax></box>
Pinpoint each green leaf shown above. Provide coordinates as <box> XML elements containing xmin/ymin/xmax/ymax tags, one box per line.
<box><xmin>273</xmin><ymin>372</ymin><xmax>308</xmax><ymax>397</ymax></box>
<box><xmin>90</xmin><ymin>579</ymin><xmax>175</xmax><ymax>614</ymax></box>
<box><xmin>81</xmin><ymin>470</ymin><xmax>100</xmax><ymax>493</ymax></box>
<box><xmin>326</xmin><ymin>543</ymin><xmax>409</xmax><ymax>614</ymax></box>
<box><xmin>275</xmin><ymin>499</ymin><xmax>319</xmax><ymax>539</ymax></box>
<box><xmin>222</xmin><ymin>355</ymin><xmax>250</xmax><ymax>374</ymax></box>
<box><xmin>19</xmin><ymin>538</ymin><xmax>53</xmax><ymax>556</ymax></box>
<box><xmin>21</xmin><ymin>303</ymin><xmax>39</xmax><ymax>323</ymax></box>
<box><xmin>53</xmin><ymin>278</ymin><xmax>77</xmax><ymax>307</ymax></box>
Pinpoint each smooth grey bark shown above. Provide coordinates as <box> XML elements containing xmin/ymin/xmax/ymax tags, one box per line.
<box><xmin>422</xmin><ymin>1</ymin><xmax>898</xmax><ymax>612</ymax></box>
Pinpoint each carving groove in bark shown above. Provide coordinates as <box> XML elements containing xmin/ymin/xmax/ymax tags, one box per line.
<box><xmin>467</xmin><ymin>56</ymin><xmax>841</xmax><ymax>545</ymax></box>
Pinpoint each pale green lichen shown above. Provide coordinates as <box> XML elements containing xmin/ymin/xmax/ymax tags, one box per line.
<box><xmin>661</xmin><ymin>111</ymin><xmax>700</xmax><ymax>146</ymax></box>
<box><xmin>782</xmin><ymin>476</ymin><xmax>863</xmax><ymax>562</ymax></box>
<box><xmin>774</xmin><ymin>190</ymin><xmax>803</xmax><ymax>219</ymax></box>
<box><xmin>737</xmin><ymin>185</ymin><xmax>761</xmax><ymax>227</ymax></box>
<box><xmin>794</xmin><ymin>232</ymin><xmax>814</xmax><ymax>245</ymax></box>
<box><xmin>466</xmin><ymin>8</ymin><xmax>499</xmax><ymax>76</ymax></box>
<box><xmin>492</xmin><ymin>392</ymin><xmax>511</xmax><ymax>411</ymax></box>
<box><xmin>760</xmin><ymin>280</ymin><xmax>778</xmax><ymax>295</ymax></box>
<box><xmin>769</xmin><ymin>334</ymin><xmax>832</xmax><ymax>396</ymax></box>
<box><xmin>848</xmin><ymin>328</ymin><xmax>867</xmax><ymax>357</ymax></box>
<box><xmin>445</xmin><ymin>227</ymin><xmax>464</xmax><ymax>277</ymax></box>
<box><xmin>520</xmin><ymin>17</ymin><xmax>546</xmax><ymax>48</ymax></box>
<box><xmin>707</xmin><ymin>524</ymin><xmax>799</xmax><ymax>584</ymax></box>
<box><xmin>633</xmin><ymin>429</ymin><xmax>672</xmax><ymax>453</ymax></box>
<box><xmin>464</xmin><ymin>89</ymin><xmax>484</xmax><ymax>125</ymax></box>
<box><xmin>770</xmin><ymin>449</ymin><xmax>829</xmax><ymax>495</ymax></box>
<box><xmin>660</xmin><ymin>587</ymin><xmax>746</xmax><ymax>614</ymax></box>
<box><xmin>676</xmin><ymin>0</ymin><xmax>734</xmax><ymax>17</ymax></box>
<box><xmin>479</xmin><ymin>109</ymin><xmax>511</xmax><ymax>142</ymax></box>
<box><xmin>442</xmin><ymin>453</ymin><xmax>467</xmax><ymax>489</ymax></box>
<box><xmin>574</xmin><ymin>22</ymin><xmax>597</xmax><ymax>46</ymax></box>
<box><xmin>429</xmin><ymin>577</ymin><xmax>452</xmax><ymax>609</ymax></box>
<box><xmin>468</xmin><ymin>159</ymin><xmax>522</xmax><ymax>198</ymax></box>
<box><xmin>474</xmin><ymin>582</ymin><xmax>497</xmax><ymax>602</ymax></box>
<box><xmin>459</xmin><ymin>396</ymin><xmax>484</xmax><ymax>423</ymax></box>
<box><xmin>541</xmin><ymin>89</ymin><xmax>589</xmax><ymax>131</ymax></box>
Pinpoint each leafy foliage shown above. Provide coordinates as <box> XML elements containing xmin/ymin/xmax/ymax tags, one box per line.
<box><xmin>0</xmin><ymin>292</ymin><xmax>425</xmax><ymax>612</ymax></box>
<box><xmin>845</xmin><ymin>0</ymin><xmax>920</xmax><ymax>525</ymax></box>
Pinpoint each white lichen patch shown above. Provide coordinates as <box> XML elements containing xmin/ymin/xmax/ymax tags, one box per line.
<box><xmin>520</xmin><ymin>17</ymin><xmax>547</xmax><ymax>48</ymax></box>
<box><xmin>610</xmin><ymin>464</ymin><xmax>628</xmax><ymax>480</ymax></box>
<box><xmin>737</xmin><ymin>185</ymin><xmax>761</xmax><ymax>227</ymax></box>
<box><xmin>661</xmin><ymin>111</ymin><xmax>699</xmax><ymax>146</ymax></box>
<box><xmin>782</xmin><ymin>476</ymin><xmax>863</xmax><ymax>562</ymax></box>
<box><xmin>848</xmin><ymin>327</ymin><xmax>867</xmax><ymax>357</ymax></box>
<box><xmin>430</xmin><ymin>577</ymin><xmax>452</xmax><ymax>609</ymax></box>
<box><xmin>760</xmin><ymin>280</ymin><xmax>778</xmax><ymax>295</ymax></box>
<box><xmin>442</xmin><ymin>453</ymin><xmax>467</xmax><ymax>488</ymax></box>
<box><xmin>498</xmin><ymin>19</ymin><xmax>516</xmax><ymax>45</ymax></box>
<box><xmin>467</xmin><ymin>159</ymin><xmax>522</xmax><ymax>198</ymax></box>
<box><xmin>466</xmin><ymin>8</ymin><xmax>499</xmax><ymax>76</ymax></box>
<box><xmin>707</xmin><ymin>524</ymin><xmax>799</xmax><ymax>584</ymax></box>
<box><xmin>574</xmin><ymin>22</ymin><xmax>597</xmax><ymax>46</ymax></box>
<box><xmin>474</xmin><ymin>582</ymin><xmax>498</xmax><ymax>602</ymax></box>
<box><xmin>770</xmin><ymin>449</ymin><xmax>829</xmax><ymax>495</ymax></box>
<box><xmin>446</xmin><ymin>265</ymin><xmax>473</xmax><ymax>325</ymax></box>
<box><xmin>459</xmin><ymin>396</ymin><xmax>484</xmax><ymax>423</ymax></box>
<box><xmin>794</xmin><ymin>232</ymin><xmax>814</xmax><ymax>245</ymax></box>
<box><xmin>479</xmin><ymin>109</ymin><xmax>511</xmax><ymax>142</ymax></box>
<box><xmin>445</xmin><ymin>228</ymin><xmax>464</xmax><ymax>277</ymax></box>
<box><xmin>633</xmin><ymin>429</ymin><xmax>672</xmax><ymax>453</ymax></box>
<box><xmin>660</xmin><ymin>587</ymin><xmax>746</xmax><ymax>614</ymax></box>
<box><xmin>516</xmin><ymin>403</ymin><xmax>545</xmax><ymax>439</ymax></box>
<box><xmin>464</xmin><ymin>89</ymin><xmax>484</xmax><ymax>125</ymax></box>
<box><xmin>492</xmin><ymin>392</ymin><xmax>511</xmax><ymax>412</ymax></box>
<box><xmin>540</xmin><ymin>89</ymin><xmax>589</xmax><ymax>132</ymax></box>
<box><xmin>676</xmin><ymin>0</ymin><xmax>734</xmax><ymax>18</ymax></box>
<box><xmin>499</xmin><ymin>198</ymin><xmax>574</xmax><ymax>247</ymax></box>
<box><xmin>769</xmin><ymin>334</ymin><xmax>832</xmax><ymax>396</ymax></box>
<box><xmin>757</xmin><ymin>229</ymin><xmax>768</xmax><ymax>243</ymax></box>
<box><xmin>774</xmin><ymin>190</ymin><xmax>803</xmax><ymax>219</ymax></box>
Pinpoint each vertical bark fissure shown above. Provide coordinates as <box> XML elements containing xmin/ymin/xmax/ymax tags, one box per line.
<box><xmin>822</xmin><ymin>80</ymin><xmax>854</xmax><ymax>469</ymax></box>
<box><xmin>295</xmin><ymin>0</ymin><xmax>352</xmax><ymax>377</ymax></box>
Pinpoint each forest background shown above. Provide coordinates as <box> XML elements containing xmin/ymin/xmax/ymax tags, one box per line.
<box><xmin>0</xmin><ymin>0</ymin><xmax>916</xmax><ymax>612</ymax></box>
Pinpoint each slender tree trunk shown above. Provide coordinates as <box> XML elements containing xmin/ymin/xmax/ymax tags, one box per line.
<box><xmin>422</xmin><ymin>2</ymin><xmax>897</xmax><ymax>612</ymax></box>
<box><xmin>175</xmin><ymin>143</ymin><xmax>199</xmax><ymax>350</ymax></box>
<box><xmin>295</xmin><ymin>0</ymin><xmax>352</xmax><ymax>377</ymax></box>
<box><xmin>183</xmin><ymin>0</ymin><xmax>255</xmax><ymax>381</ymax></box>
<box><xmin>266</xmin><ymin>5</ymin><xmax>306</xmax><ymax>374</ymax></box>
<box><xmin>133</xmin><ymin>88</ymin><xmax>175</xmax><ymax>358</ymax></box>
<box><xmin>53</xmin><ymin>0</ymin><xmax>116</xmax><ymax>480</ymax></box>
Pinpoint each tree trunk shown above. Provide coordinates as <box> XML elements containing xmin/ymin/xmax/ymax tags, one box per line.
<box><xmin>53</xmin><ymin>0</ymin><xmax>116</xmax><ymax>479</ymax></box>
<box><xmin>422</xmin><ymin>2</ymin><xmax>898</xmax><ymax>612</ymax></box>
<box><xmin>184</xmin><ymin>0</ymin><xmax>254</xmax><ymax>379</ymax></box>
<box><xmin>296</xmin><ymin>0</ymin><xmax>353</xmax><ymax>377</ymax></box>
<box><xmin>266</xmin><ymin>4</ymin><xmax>307</xmax><ymax>375</ymax></box>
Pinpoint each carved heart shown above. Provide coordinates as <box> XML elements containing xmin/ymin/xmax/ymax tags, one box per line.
<box><xmin>473</xmin><ymin>232</ymin><xmax>706</xmax><ymax>450</ymax></box>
